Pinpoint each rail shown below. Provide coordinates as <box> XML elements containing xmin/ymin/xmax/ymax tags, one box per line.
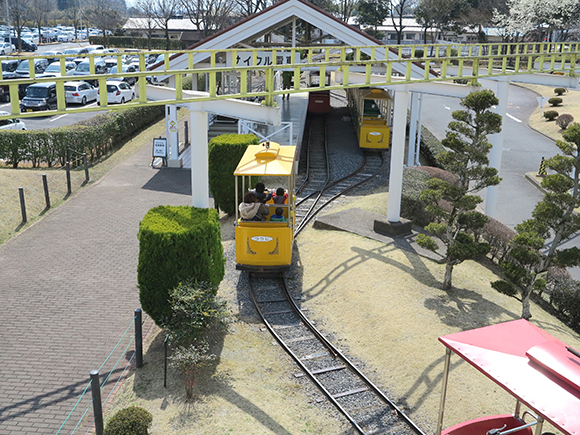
<box><xmin>248</xmin><ymin>274</ymin><xmax>426</xmax><ymax>435</ymax></box>
<box><xmin>1</xmin><ymin>41</ymin><xmax>578</xmax><ymax>120</ymax></box>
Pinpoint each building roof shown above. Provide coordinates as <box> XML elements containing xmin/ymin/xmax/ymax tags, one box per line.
<box><xmin>123</xmin><ymin>17</ymin><xmax>201</xmax><ymax>32</ymax></box>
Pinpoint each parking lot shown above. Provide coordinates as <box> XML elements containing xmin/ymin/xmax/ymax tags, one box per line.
<box><xmin>2</xmin><ymin>41</ymin><xmax>140</xmax><ymax>130</ymax></box>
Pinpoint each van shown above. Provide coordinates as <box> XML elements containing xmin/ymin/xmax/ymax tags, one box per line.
<box><xmin>20</xmin><ymin>83</ymin><xmax>58</xmax><ymax>112</ymax></box>
<box><xmin>4</xmin><ymin>37</ymin><xmax>37</xmax><ymax>52</ymax></box>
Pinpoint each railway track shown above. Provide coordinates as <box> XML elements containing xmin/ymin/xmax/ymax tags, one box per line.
<box><xmin>248</xmin><ymin>274</ymin><xmax>426</xmax><ymax>435</ymax></box>
<box><xmin>294</xmin><ymin>115</ymin><xmax>385</xmax><ymax>236</ymax></box>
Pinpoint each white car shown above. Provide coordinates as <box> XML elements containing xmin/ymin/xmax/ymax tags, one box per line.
<box><xmin>0</xmin><ymin>42</ymin><xmax>13</xmax><ymax>55</ymax></box>
<box><xmin>64</xmin><ymin>81</ymin><xmax>98</xmax><ymax>105</ymax></box>
<box><xmin>0</xmin><ymin>112</ymin><xmax>26</xmax><ymax>130</ymax></box>
<box><xmin>97</xmin><ymin>81</ymin><xmax>135</xmax><ymax>105</ymax></box>
<box><xmin>36</xmin><ymin>61</ymin><xmax>76</xmax><ymax>78</ymax></box>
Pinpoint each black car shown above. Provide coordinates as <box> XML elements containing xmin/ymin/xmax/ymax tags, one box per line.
<box><xmin>1</xmin><ymin>59</ymin><xmax>22</xmax><ymax>72</ymax></box>
<box><xmin>20</xmin><ymin>82</ymin><xmax>58</xmax><ymax>112</ymax></box>
<box><xmin>0</xmin><ymin>72</ymin><xmax>28</xmax><ymax>102</ymax></box>
<box><xmin>4</xmin><ymin>37</ymin><xmax>37</xmax><ymax>52</ymax></box>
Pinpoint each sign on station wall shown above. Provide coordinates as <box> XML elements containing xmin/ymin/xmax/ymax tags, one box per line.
<box><xmin>226</xmin><ymin>51</ymin><xmax>301</xmax><ymax>67</ymax></box>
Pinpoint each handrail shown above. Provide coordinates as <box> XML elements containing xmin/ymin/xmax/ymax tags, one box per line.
<box><xmin>2</xmin><ymin>41</ymin><xmax>579</xmax><ymax>120</ymax></box>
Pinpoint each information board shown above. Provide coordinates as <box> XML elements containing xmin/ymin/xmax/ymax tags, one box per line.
<box><xmin>153</xmin><ymin>138</ymin><xmax>167</xmax><ymax>158</ymax></box>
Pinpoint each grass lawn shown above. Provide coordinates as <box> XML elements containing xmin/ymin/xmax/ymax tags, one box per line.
<box><xmin>522</xmin><ymin>84</ymin><xmax>580</xmax><ymax>139</ymax></box>
<box><xmin>105</xmin><ymin>190</ymin><xmax>580</xmax><ymax>434</ymax></box>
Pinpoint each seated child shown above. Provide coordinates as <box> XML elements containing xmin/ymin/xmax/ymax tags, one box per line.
<box><xmin>273</xmin><ymin>187</ymin><xmax>288</xmax><ymax>204</ymax></box>
<box><xmin>252</xmin><ymin>182</ymin><xmax>272</xmax><ymax>203</ymax></box>
<box><xmin>270</xmin><ymin>207</ymin><xmax>287</xmax><ymax>222</ymax></box>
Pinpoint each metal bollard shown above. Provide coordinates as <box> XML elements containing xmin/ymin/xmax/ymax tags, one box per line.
<box><xmin>18</xmin><ymin>187</ymin><xmax>27</xmax><ymax>223</ymax></box>
<box><xmin>65</xmin><ymin>162</ymin><xmax>71</xmax><ymax>195</ymax></box>
<box><xmin>42</xmin><ymin>175</ymin><xmax>50</xmax><ymax>209</ymax></box>
<box><xmin>66</xmin><ymin>145</ymin><xmax>71</xmax><ymax>164</ymax></box>
<box><xmin>90</xmin><ymin>370</ymin><xmax>104</xmax><ymax>435</ymax></box>
<box><xmin>135</xmin><ymin>309</ymin><xmax>143</xmax><ymax>368</ymax></box>
<box><xmin>164</xmin><ymin>334</ymin><xmax>169</xmax><ymax>388</ymax></box>
<box><xmin>184</xmin><ymin>121</ymin><xmax>189</xmax><ymax>145</ymax></box>
<box><xmin>83</xmin><ymin>153</ymin><xmax>89</xmax><ymax>183</ymax></box>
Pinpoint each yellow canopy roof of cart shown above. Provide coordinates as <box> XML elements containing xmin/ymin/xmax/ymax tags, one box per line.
<box><xmin>234</xmin><ymin>142</ymin><xmax>296</xmax><ymax>177</ymax></box>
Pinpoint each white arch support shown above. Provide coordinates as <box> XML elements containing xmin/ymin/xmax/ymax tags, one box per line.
<box><xmin>149</xmin><ymin>0</ymin><xmax>434</xmax><ymax>81</ymax></box>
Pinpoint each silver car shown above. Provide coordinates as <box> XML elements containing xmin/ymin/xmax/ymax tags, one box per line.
<box><xmin>0</xmin><ymin>111</ymin><xmax>26</xmax><ymax>130</ymax></box>
<box><xmin>64</xmin><ymin>81</ymin><xmax>98</xmax><ymax>105</ymax></box>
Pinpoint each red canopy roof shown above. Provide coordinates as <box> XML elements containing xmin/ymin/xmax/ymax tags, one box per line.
<box><xmin>439</xmin><ymin>320</ymin><xmax>580</xmax><ymax>435</ymax></box>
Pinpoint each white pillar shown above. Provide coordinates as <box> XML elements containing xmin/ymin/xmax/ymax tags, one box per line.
<box><xmin>190</xmin><ymin>109</ymin><xmax>210</xmax><ymax>208</ymax></box>
<box><xmin>414</xmin><ymin>94</ymin><xmax>423</xmax><ymax>166</ymax></box>
<box><xmin>407</xmin><ymin>92</ymin><xmax>419</xmax><ymax>166</ymax></box>
<box><xmin>191</xmin><ymin>73</ymin><xmax>198</xmax><ymax>91</ymax></box>
<box><xmin>387</xmin><ymin>88</ymin><xmax>409</xmax><ymax>222</ymax></box>
<box><xmin>166</xmin><ymin>105</ymin><xmax>181</xmax><ymax>168</ymax></box>
<box><xmin>485</xmin><ymin>77</ymin><xmax>509</xmax><ymax>218</ymax></box>
<box><xmin>292</xmin><ymin>18</ymin><xmax>296</xmax><ymax>48</ymax></box>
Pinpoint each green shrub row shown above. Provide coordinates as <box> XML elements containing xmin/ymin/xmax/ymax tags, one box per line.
<box><xmin>0</xmin><ymin>106</ymin><xmax>165</xmax><ymax>168</ymax></box>
<box><xmin>89</xmin><ymin>36</ymin><xmax>183</xmax><ymax>50</ymax></box>
<box><xmin>419</xmin><ymin>126</ymin><xmax>446</xmax><ymax>168</ymax></box>
<box><xmin>208</xmin><ymin>133</ymin><xmax>260</xmax><ymax>215</ymax></box>
<box><xmin>137</xmin><ymin>205</ymin><xmax>225</xmax><ymax>326</ymax></box>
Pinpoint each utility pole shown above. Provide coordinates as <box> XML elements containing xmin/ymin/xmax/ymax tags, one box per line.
<box><xmin>4</xmin><ymin>0</ymin><xmax>10</xmax><ymax>42</ymax></box>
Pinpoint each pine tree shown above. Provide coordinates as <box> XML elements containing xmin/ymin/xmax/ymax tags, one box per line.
<box><xmin>417</xmin><ymin>89</ymin><xmax>502</xmax><ymax>289</ymax></box>
<box><xmin>492</xmin><ymin>123</ymin><xmax>580</xmax><ymax>319</ymax></box>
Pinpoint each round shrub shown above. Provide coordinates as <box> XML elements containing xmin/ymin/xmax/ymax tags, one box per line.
<box><xmin>556</xmin><ymin>113</ymin><xmax>574</xmax><ymax>130</ymax></box>
<box><xmin>554</xmin><ymin>87</ymin><xmax>567</xmax><ymax>96</ymax></box>
<box><xmin>414</xmin><ymin>49</ymin><xmax>424</xmax><ymax>58</ymax></box>
<box><xmin>138</xmin><ymin>206</ymin><xmax>225</xmax><ymax>326</ymax></box>
<box><xmin>548</xmin><ymin>97</ymin><xmax>563</xmax><ymax>107</ymax></box>
<box><xmin>208</xmin><ymin>133</ymin><xmax>259</xmax><ymax>215</ymax></box>
<box><xmin>544</xmin><ymin>110</ymin><xmax>559</xmax><ymax>121</ymax></box>
<box><xmin>104</xmin><ymin>406</ymin><xmax>152</xmax><ymax>435</ymax></box>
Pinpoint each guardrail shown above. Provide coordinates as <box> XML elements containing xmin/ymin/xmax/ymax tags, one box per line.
<box><xmin>1</xmin><ymin>41</ymin><xmax>579</xmax><ymax>120</ymax></box>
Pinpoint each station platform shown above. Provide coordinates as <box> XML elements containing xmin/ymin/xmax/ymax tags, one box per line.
<box><xmin>180</xmin><ymin>92</ymin><xmax>309</xmax><ymax>169</ymax></box>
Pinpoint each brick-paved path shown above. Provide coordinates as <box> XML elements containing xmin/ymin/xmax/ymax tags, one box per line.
<box><xmin>0</xmin><ymin>142</ymin><xmax>193</xmax><ymax>434</ymax></box>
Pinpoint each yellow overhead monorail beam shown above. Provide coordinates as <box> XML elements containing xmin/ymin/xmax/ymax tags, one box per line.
<box><xmin>1</xmin><ymin>41</ymin><xmax>578</xmax><ymax>120</ymax></box>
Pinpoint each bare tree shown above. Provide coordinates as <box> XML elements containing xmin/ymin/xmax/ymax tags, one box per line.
<box><xmin>7</xmin><ymin>0</ymin><xmax>32</xmax><ymax>51</ymax></box>
<box><xmin>389</xmin><ymin>0</ymin><xmax>415</xmax><ymax>44</ymax></box>
<box><xmin>135</xmin><ymin>0</ymin><xmax>158</xmax><ymax>49</ymax></box>
<box><xmin>29</xmin><ymin>0</ymin><xmax>57</xmax><ymax>43</ymax></box>
<box><xmin>149</xmin><ymin>0</ymin><xmax>180</xmax><ymax>50</ymax></box>
<box><xmin>85</xmin><ymin>0</ymin><xmax>125</xmax><ymax>44</ymax></box>
<box><xmin>181</xmin><ymin>0</ymin><xmax>235</xmax><ymax>39</ymax></box>
<box><xmin>338</xmin><ymin>0</ymin><xmax>359</xmax><ymax>21</ymax></box>
<box><xmin>234</xmin><ymin>0</ymin><xmax>270</xmax><ymax>17</ymax></box>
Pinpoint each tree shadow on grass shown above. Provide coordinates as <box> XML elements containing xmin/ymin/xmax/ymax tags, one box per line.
<box><xmin>424</xmin><ymin>286</ymin><xmax>520</xmax><ymax>331</ymax></box>
<box><xmin>133</xmin><ymin>327</ymin><xmax>297</xmax><ymax>434</ymax></box>
<box><xmin>300</xmin><ymin>243</ymin><xmax>438</xmax><ymax>303</ymax></box>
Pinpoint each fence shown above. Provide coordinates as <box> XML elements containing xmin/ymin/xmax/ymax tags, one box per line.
<box><xmin>55</xmin><ymin>309</ymin><xmax>147</xmax><ymax>435</ymax></box>
<box><xmin>0</xmin><ymin>148</ymin><xmax>90</xmax><ymax>244</ymax></box>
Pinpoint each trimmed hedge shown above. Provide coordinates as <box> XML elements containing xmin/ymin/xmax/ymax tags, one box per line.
<box><xmin>89</xmin><ymin>36</ymin><xmax>183</xmax><ymax>50</ymax></box>
<box><xmin>548</xmin><ymin>97</ymin><xmax>563</xmax><ymax>107</ymax></box>
<box><xmin>419</xmin><ymin>126</ymin><xmax>446</xmax><ymax>168</ymax></box>
<box><xmin>544</xmin><ymin>110</ymin><xmax>559</xmax><ymax>121</ymax></box>
<box><xmin>104</xmin><ymin>406</ymin><xmax>152</xmax><ymax>435</ymax></box>
<box><xmin>0</xmin><ymin>106</ymin><xmax>164</xmax><ymax>168</ymax></box>
<box><xmin>208</xmin><ymin>134</ymin><xmax>259</xmax><ymax>215</ymax></box>
<box><xmin>401</xmin><ymin>167</ymin><xmax>431</xmax><ymax>226</ymax></box>
<box><xmin>137</xmin><ymin>206</ymin><xmax>225</xmax><ymax>326</ymax></box>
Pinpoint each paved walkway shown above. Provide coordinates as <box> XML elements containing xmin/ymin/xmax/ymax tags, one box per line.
<box><xmin>0</xmin><ymin>141</ymin><xmax>192</xmax><ymax>434</ymax></box>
